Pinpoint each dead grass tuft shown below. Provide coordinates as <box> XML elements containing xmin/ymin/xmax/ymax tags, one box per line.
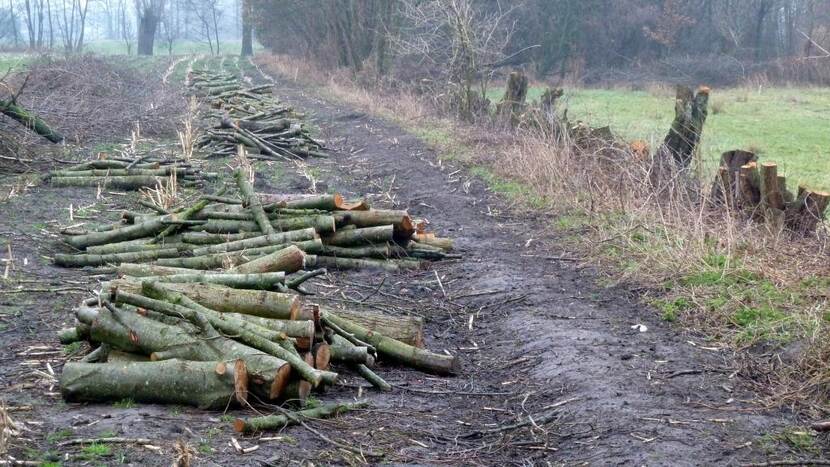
<box><xmin>0</xmin><ymin>401</ymin><xmax>20</xmax><ymax>456</ymax></box>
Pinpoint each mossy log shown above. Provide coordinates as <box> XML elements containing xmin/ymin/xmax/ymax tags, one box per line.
<box><xmin>233</xmin><ymin>402</ymin><xmax>366</xmax><ymax>433</ymax></box>
<box><xmin>61</xmin><ymin>359</ymin><xmax>248</xmax><ymax>409</ymax></box>
<box><xmin>318</xmin><ymin>244</ymin><xmax>391</xmax><ymax>259</ymax></box>
<box><xmin>322</xmin><ymin>312</ymin><xmax>458</xmax><ymax>375</ymax></box>
<box><xmin>786</xmin><ymin>187</ymin><xmax>830</xmax><ymax>233</ymax></box>
<box><xmin>64</xmin><ymin>214</ymin><xmax>175</xmax><ymax>249</ymax></box>
<box><xmin>136</xmin><ymin>282</ymin><xmax>301</xmax><ymax>320</ymax></box>
<box><xmin>329</xmin><ymin>335</ymin><xmax>374</xmax><ymax>366</ymax></box>
<box><xmin>58</xmin><ymin>325</ymin><xmax>90</xmax><ymax>344</ymax></box>
<box><xmin>333</xmin><ymin>211</ymin><xmax>414</xmax><ymax>240</ymax></box>
<box><xmin>229</xmin><ymin>245</ymin><xmax>306</xmax><ymax>274</ymax></box>
<box><xmin>87</xmin><ymin>240</ymin><xmax>192</xmax><ymax>255</ymax></box>
<box><xmin>322</xmin><ymin>225</ymin><xmax>393</xmax><ymax>247</ymax></box>
<box><xmin>305</xmin><ymin>255</ymin><xmax>421</xmax><ymax>272</ymax></box>
<box><xmin>0</xmin><ymin>99</ymin><xmax>64</xmax><ymax>143</ymax></box>
<box><xmin>49</xmin><ymin>168</ymin><xmax>192</xmax><ymax>178</ymax></box>
<box><xmin>50</xmin><ymin>175</ymin><xmax>172</xmax><ymax>190</ymax></box>
<box><xmin>302</xmin><ymin>306</ymin><xmax>424</xmax><ymax>348</ymax></box>
<box><xmin>54</xmin><ymin>248</ymin><xmax>182</xmax><ymax>267</ymax></box>
<box><xmin>235</xmin><ymin>168</ymin><xmax>275</xmax><ymax>235</ymax></box>
<box><xmin>258</xmin><ymin>193</ymin><xmax>367</xmax><ymax>211</ymax></box>
<box><xmin>118</xmin><ymin>263</ymin><xmax>206</xmax><ymax>277</ymax></box>
<box><xmin>181</xmin><ymin>231</ymin><xmax>263</xmax><ymax>244</ymax></box>
<box><xmin>148</xmin><ymin>271</ymin><xmax>286</xmax><ymax>289</ymax></box>
<box><xmin>190</xmin><ymin>228</ymin><xmax>317</xmax><ymax>256</ymax></box>
<box><xmin>496</xmin><ymin>71</ymin><xmax>529</xmax><ymax>127</ymax></box>
<box><xmin>198</xmin><ymin>215</ymin><xmax>336</xmax><ymax>234</ymax></box>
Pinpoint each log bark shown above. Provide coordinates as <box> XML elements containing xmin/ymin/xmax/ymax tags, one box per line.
<box><xmin>0</xmin><ymin>99</ymin><xmax>64</xmax><ymax>143</ymax></box>
<box><xmin>322</xmin><ymin>225</ymin><xmax>393</xmax><ymax>247</ymax></box>
<box><xmin>54</xmin><ymin>248</ymin><xmax>182</xmax><ymax>267</ymax></box>
<box><xmin>229</xmin><ymin>245</ymin><xmax>306</xmax><ymax>274</ymax></box>
<box><xmin>118</xmin><ymin>263</ymin><xmax>205</xmax><ymax>277</ymax></box>
<box><xmin>333</xmin><ymin>211</ymin><xmax>414</xmax><ymax>239</ymax></box>
<box><xmin>87</xmin><ymin>240</ymin><xmax>192</xmax><ymax>255</ymax></box>
<box><xmin>148</xmin><ymin>271</ymin><xmax>286</xmax><ymax>290</ymax></box>
<box><xmin>329</xmin><ymin>334</ymin><xmax>373</xmax><ymax>366</ymax></box>
<box><xmin>258</xmin><ymin>193</ymin><xmax>367</xmax><ymax>211</ymax></box>
<box><xmin>199</xmin><ymin>216</ymin><xmax>336</xmax><ymax>234</ymax></box>
<box><xmin>233</xmin><ymin>402</ymin><xmax>366</xmax><ymax>433</ymax></box>
<box><xmin>305</xmin><ymin>255</ymin><xmax>421</xmax><ymax>272</ymax></box>
<box><xmin>302</xmin><ymin>306</ymin><xmax>424</xmax><ymax>348</ymax></box>
<box><xmin>61</xmin><ymin>359</ymin><xmax>248</xmax><ymax>409</ymax></box>
<box><xmin>136</xmin><ymin>282</ymin><xmax>300</xmax><ymax>320</ymax></box>
<box><xmin>322</xmin><ymin>312</ymin><xmax>459</xmax><ymax>375</ymax></box>
<box><xmin>190</xmin><ymin>228</ymin><xmax>317</xmax><ymax>256</ymax></box>
<box><xmin>64</xmin><ymin>214</ymin><xmax>175</xmax><ymax>249</ymax></box>
<box><xmin>235</xmin><ymin>168</ymin><xmax>275</xmax><ymax>235</ymax></box>
<box><xmin>50</xmin><ymin>176</ymin><xmax>171</xmax><ymax>189</ymax></box>
<box><xmin>58</xmin><ymin>325</ymin><xmax>90</xmax><ymax>344</ymax></box>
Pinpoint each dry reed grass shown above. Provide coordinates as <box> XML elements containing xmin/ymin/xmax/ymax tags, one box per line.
<box><xmin>258</xmin><ymin>53</ymin><xmax>830</xmax><ymax>411</ymax></box>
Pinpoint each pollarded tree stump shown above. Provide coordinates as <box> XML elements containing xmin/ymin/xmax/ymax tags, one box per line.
<box><xmin>496</xmin><ymin>71</ymin><xmax>529</xmax><ymax>127</ymax></box>
<box><xmin>658</xmin><ymin>85</ymin><xmax>709</xmax><ymax>169</ymax></box>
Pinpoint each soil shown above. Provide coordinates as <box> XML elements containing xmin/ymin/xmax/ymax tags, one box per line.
<box><xmin>0</xmin><ymin>57</ymin><xmax>821</xmax><ymax>466</ymax></box>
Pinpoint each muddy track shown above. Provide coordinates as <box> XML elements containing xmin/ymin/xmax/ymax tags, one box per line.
<box><xmin>0</xmin><ymin>56</ymin><xmax>807</xmax><ymax>466</ymax></box>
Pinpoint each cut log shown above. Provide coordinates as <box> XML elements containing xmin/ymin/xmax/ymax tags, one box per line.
<box><xmin>58</xmin><ymin>325</ymin><xmax>90</xmax><ymax>344</ymax></box>
<box><xmin>329</xmin><ymin>335</ymin><xmax>374</xmax><ymax>366</ymax></box>
<box><xmin>235</xmin><ymin>168</ymin><xmax>275</xmax><ymax>235</ymax></box>
<box><xmin>322</xmin><ymin>225</ymin><xmax>393</xmax><ymax>247</ymax></box>
<box><xmin>199</xmin><ymin>216</ymin><xmax>336</xmax><ymax>235</ymax></box>
<box><xmin>149</xmin><ymin>271</ymin><xmax>286</xmax><ymax>290</ymax></box>
<box><xmin>301</xmin><ymin>306</ymin><xmax>424</xmax><ymax>348</ymax></box>
<box><xmin>258</xmin><ymin>193</ymin><xmax>367</xmax><ymax>211</ymax></box>
<box><xmin>230</xmin><ymin>244</ymin><xmax>306</xmax><ymax>274</ymax></box>
<box><xmin>190</xmin><ymin>228</ymin><xmax>317</xmax><ymax>256</ymax></box>
<box><xmin>51</xmin><ymin>176</ymin><xmax>172</xmax><ymax>190</ymax></box>
<box><xmin>132</xmin><ymin>282</ymin><xmax>300</xmax><ymax>320</ymax></box>
<box><xmin>305</xmin><ymin>255</ymin><xmax>421</xmax><ymax>272</ymax></box>
<box><xmin>710</xmin><ymin>150</ymin><xmax>758</xmax><ymax>204</ymax></box>
<box><xmin>118</xmin><ymin>263</ymin><xmax>206</xmax><ymax>277</ymax></box>
<box><xmin>760</xmin><ymin>162</ymin><xmax>785</xmax><ymax>211</ymax></box>
<box><xmin>333</xmin><ymin>211</ymin><xmax>414</xmax><ymax>240</ymax></box>
<box><xmin>54</xmin><ymin>248</ymin><xmax>182</xmax><ymax>267</ymax></box>
<box><xmin>233</xmin><ymin>402</ymin><xmax>366</xmax><ymax>433</ymax></box>
<box><xmin>322</xmin><ymin>312</ymin><xmax>459</xmax><ymax>375</ymax></box>
<box><xmin>64</xmin><ymin>214</ymin><xmax>176</xmax><ymax>249</ymax></box>
<box><xmin>61</xmin><ymin>359</ymin><xmax>248</xmax><ymax>409</ymax></box>
<box><xmin>0</xmin><ymin>99</ymin><xmax>64</xmax><ymax>143</ymax></box>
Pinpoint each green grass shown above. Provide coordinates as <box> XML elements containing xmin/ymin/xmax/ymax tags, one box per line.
<box><xmin>82</xmin><ymin>40</ymin><xmax>264</xmax><ymax>56</ymax></box>
<box><xmin>488</xmin><ymin>85</ymin><xmax>830</xmax><ymax>190</ymax></box>
<box><xmin>112</xmin><ymin>398</ymin><xmax>136</xmax><ymax>409</ymax></box>
<box><xmin>0</xmin><ymin>53</ymin><xmax>35</xmax><ymax>74</ymax></box>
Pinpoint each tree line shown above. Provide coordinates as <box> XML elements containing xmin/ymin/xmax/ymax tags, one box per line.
<box><xmin>249</xmin><ymin>0</ymin><xmax>830</xmax><ymax>83</ymax></box>
<box><xmin>0</xmin><ymin>0</ymin><xmax>254</xmax><ymax>55</ymax></box>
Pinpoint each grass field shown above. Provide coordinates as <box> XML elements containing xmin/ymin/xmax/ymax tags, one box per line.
<box><xmin>489</xmin><ymin>86</ymin><xmax>830</xmax><ymax>191</ymax></box>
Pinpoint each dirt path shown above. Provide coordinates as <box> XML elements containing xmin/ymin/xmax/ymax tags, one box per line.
<box><xmin>0</xmin><ymin>56</ymin><xmax>808</xmax><ymax>466</ymax></box>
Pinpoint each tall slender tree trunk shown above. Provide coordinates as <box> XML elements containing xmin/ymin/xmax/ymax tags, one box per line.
<box><xmin>240</xmin><ymin>0</ymin><xmax>253</xmax><ymax>56</ymax></box>
<box><xmin>137</xmin><ymin>9</ymin><xmax>157</xmax><ymax>55</ymax></box>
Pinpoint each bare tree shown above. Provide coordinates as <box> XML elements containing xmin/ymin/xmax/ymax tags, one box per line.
<box><xmin>119</xmin><ymin>0</ymin><xmax>133</xmax><ymax>54</ymax></box>
<box><xmin>187</xmin><ymin>0</ymin><xmax>221</xmax><ymax>55</ymax></box>
<box><xmin>393</xmin><ymin>0</ymin><xmax>515</xmax><ymax>120</ymax></box>
<box><xmin>56</xmin><ymin>0</ymin><xmax>89</xmax><ymax>52</ymax></box>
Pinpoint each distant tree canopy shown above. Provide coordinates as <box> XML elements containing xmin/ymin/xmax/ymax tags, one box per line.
<box><xmin>249</xmin><ymin>0</ymin><xmax>830</xmax><ymax>84</ymax></box>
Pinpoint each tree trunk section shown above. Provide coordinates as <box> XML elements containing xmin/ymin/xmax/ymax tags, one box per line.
<box><xmin>61</xmin><ymin>359</ymin><xmax>248</xmax><ymax>409</ymax></box>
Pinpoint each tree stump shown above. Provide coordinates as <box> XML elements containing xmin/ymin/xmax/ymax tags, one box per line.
<box><xmin>496</xmin><ymin>71</ymin><xmax>529</xmax><ymax>127</ymax></box>
<box><xmin>658</xmin><ymin>85</ymin><xmax>709</xmax><ymax>168</ymax></box>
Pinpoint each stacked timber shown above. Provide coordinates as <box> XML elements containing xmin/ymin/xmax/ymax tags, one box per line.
<box><xmin>712</xmin><ymin>150</ymin><xmax>829</xmax><ymax>234</ymax></box>
<box><xmin>188</xmin><ymin>70</ymin><xmax>325</xmax><ymax>160</ymax></box>
<box><xmin>45</xmin><ymin>156</ymin><xmax>214</xmax><ymax>190</ymax></box>
<box><xmin>55</xmin><ymin>165</ymin><xmax>459</xmax><ymax>431</ymax></box>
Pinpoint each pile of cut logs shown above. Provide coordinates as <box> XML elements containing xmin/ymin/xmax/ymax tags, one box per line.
<box><xmin>189</xmin><ymin>70</ymin><xmax>325</xmax><ymax>160</ymax></box>
<box><xmin>713</xmin><ymin>150</ymin><xmax>830</xmax><ymax>233</ymax></box>
<box><xmin>55</xmin><ymin>166</ymin><xmax>458</xmax><ymax>431</ymax></box>
<box><xmin>44</xmin><ymin>157</ymin><xmax>214</xmax><ymax>191</ymax></box>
